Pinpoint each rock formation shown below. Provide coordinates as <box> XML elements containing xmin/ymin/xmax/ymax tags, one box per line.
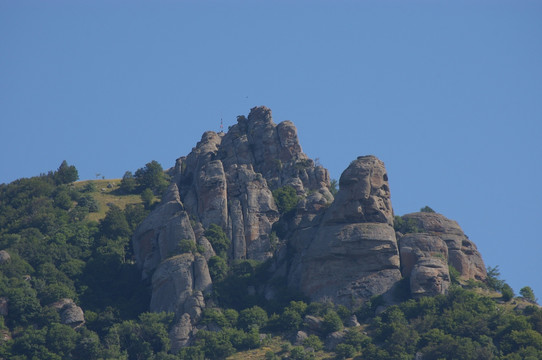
<box><xmin>50</xmin><ymin>299</ymin><xmax>85</xmax><ymax>328</ymax></box>
<box><xmin>284</xmin><ymin>156</ymin><xmax>402</xmax><ymax>307</ymax></box>
<box><xmin>132</xmin><ymin>106</ymin><xmax>487</xmax><ymax>349</ymax></box>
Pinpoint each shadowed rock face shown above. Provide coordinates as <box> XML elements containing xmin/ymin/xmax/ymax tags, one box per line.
<box><xmin>132</xmin><ymin>106</ymin><xmax>487</xmax><ymax>349</ymax></box>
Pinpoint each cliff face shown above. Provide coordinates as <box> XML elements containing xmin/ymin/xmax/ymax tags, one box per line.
<box><xmin>132</xmin><ymin>106</ymin><xmax>487</xmax><ymax>349</ymax></box>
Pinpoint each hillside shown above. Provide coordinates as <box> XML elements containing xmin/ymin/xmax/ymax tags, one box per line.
<box><xmin>0</xmin><ymin>107</ymin><xmax>541</xmax><ymax>359</ymax></box>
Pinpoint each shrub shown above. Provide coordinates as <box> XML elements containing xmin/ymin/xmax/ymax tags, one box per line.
<box><xmin>278</xmin><ymin>308</ymin><xmax>303</xmax><ymax>332</ymax></box>
<box><xmin>176</xmin><ymin>239</ymin><xmax>196</xmax><ymax>255</ymax></box>
<box><xmin>449</xmin><ymin>265</ymin><xmax>461</xmax><ymax>285</ymax></box>
<box><xmin>420</xmin><ymin>206</ymin><xmax>436</xmax><ymax>213</ymax></box>
<box><xmin>120</xmin><ymin>171</ymin><xmax>137</xmax><ymax>194</ymax></box>
<box><xmin>502</xmin><ymin>283</ymin><xmax>515</xmax><ymax>302</ymax></box>
<box><xmin>303</xmin><ymin>334</ymin><xmax>323</xmax><ymax>351</ymax></box>
<box><xmin>135</xmin><ymin>160</ymin><xmax>169</xmax><ymax>195</ymax></box>
<box><xmin>208</xmin><ymin>256</ymin><xmax>228</xmax><ymax>282</ymax></box>
<box><xmin>141</xmin><ymin>188</ymin><xmax>155</xmax><ymax>209</ymax></box>
<box><xmin>238</xmin><ymin>306</ymin><xmax>268</xmax><ymax>331</ymax></box>
<box><xmin>272</xmin><ymin>186</ymin><xmax>299</xmax><ymax>215</ymax></box>
<box><xmin>335</xmin><ymin>343</ymin><xmax>356</xmax><ymax>359</ymax></box>
<box><xmin>322</xmin><ymin>310</ymin><xmax>343</xmax><ymax>335</ymax></box>
<box><xmin>520</xmin><ymin>286</ymin><xmax>537</xmax><ymax>303</ymax></box>
<box><xmin>393</xmin><ymin>216</ymin><xmax>420</xmax><ymax>234</ymax></box>
<box><xmin>205</xmin><ymin>224</ymin><xmax>230</xmax><ymax>258</ymax></box>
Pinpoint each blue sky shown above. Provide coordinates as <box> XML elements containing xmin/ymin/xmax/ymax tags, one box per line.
<box><xmin>1</xmin><ymin>1</ymin><xmax>541</xmax><ymax>299</ymax></box>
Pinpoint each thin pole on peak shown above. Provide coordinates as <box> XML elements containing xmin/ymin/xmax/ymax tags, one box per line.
<box><xmin>220</xmin><ymin>118</ymin><xmax>224</xmax><ymax>133</ymax></box>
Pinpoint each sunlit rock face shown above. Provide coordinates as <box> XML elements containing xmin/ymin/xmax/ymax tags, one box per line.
<box><xmin>285</xmin><ymin>156</ymin><xmax>402</xmax><ymax>307</ymax></box>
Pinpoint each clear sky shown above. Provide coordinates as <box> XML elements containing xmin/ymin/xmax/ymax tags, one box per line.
<box><xmin>1</xmin><ymin>1</ymin><xmax>541</xmax><ymax>300</ymax></box>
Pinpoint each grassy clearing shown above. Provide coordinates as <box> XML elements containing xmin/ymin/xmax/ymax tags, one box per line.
<box><xmin>74</xmin><ymin>179</ymin><xmax>145</xmax><ymax>222</ymax></box>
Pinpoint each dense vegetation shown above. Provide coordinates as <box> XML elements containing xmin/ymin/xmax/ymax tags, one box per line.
<box><xmin>0</xmin><ymin>164</ymin><xmax>540</xmax><ymax>359</ymax></box>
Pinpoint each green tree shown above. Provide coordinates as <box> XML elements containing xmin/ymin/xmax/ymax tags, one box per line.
<box><xmin>322</xmin><ymin>309</ymin><xmax>343</xmax><ymax>335</ymax></box>
<box><xmin>335</xmin><ymin>343</ymin><xmax>356</xmax><ymax>359</ymax></box>
<box><xmin>141</xmin><ymin>188</ymin><xmax>154</xmax><ymax>209</ymax></box>
<box><xmin>272</xmin><ymin>185</ymin><xmax>299</xmax><ymax>214</ymax></box>
<box><xmin>329</xmin><ymin>179</ymin><xmax>338</xmax><ymax>196</ymax></box>
<box><xmin>208</xmin><ymin>256</ymin><xmax>228</xmax><ymax>282</ymax></box>
<box><xmin>135</xmin><ymin>160</ymin><xmax>169</xmax><ymax>195</ymax></box>
<box><xmin>100</xmin><ymin>205</ymin><xmax>130</xmax><ymax>239</ymax></box>
<box><xmin>238</xmin><ymin>305</ymin><xmax>268</xmax><ymax>331</ymax></box>
<box><xmin>120</xmin><ymin>171</ymin><xmax>137</xmax><ymax>194</ymax></box>
<box><xmin>54</xmin><ymin>160</ymin><xmax>79</xmax><ymax>185</ymax></box>
<box><xmin>420</xmin><ymin>205</ymin><xmax>436</xmax><ymax>213</ymax></box>
<box><xmin>520</xmin><ymin>286</ymin><xmax>537</xmax><ymax>303</ymax></box>
<box><xmin>502</xmin><ymin>283</ymin><xmax>515</xmax><ymax>302</ymax></box>
<box><xmin>303</xmin><ymin>334</ymin><xmax>323</xmax><ymax>351</ymax></box>
<box><xmin>205</xmin><ymin>224</ymin><xmax>231</xmax><ymax>258</ymax></box>
<box><xmin>46</xmin><ymin>323</ymin><xmax>79</xmax><ymax>358</ymax></box>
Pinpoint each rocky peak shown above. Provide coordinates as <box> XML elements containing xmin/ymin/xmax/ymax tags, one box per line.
<box><xmin>132</xmin><ymin>106</ymin><xmax>488</xmax><ymax>350</ymax></box>
<box><xmin>324</xmin><ymin>156</ymin><xmax>393</xmax><ymax>226</ymax></box>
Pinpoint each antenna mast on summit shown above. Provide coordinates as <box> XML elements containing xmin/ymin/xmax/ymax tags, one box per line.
<box><xmin>220</xmin><ymin>118</ymin><xmax>224</xmax><ymax>133</ymax></box>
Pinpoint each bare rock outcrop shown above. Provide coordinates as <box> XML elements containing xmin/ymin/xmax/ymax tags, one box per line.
<box><xmin>133</xmin><ymin>106</ymin><xmax>332</xmax><ymax>349</ymax></box>
<box><xmin>0</xmin><ymin>250</ymin><xmax>10</xmax><ymax>265</ymax></box>
<box><xmin>50</xmin><ymin>299</ymin><xmax>85</xmax><ymax>328</ymax></box>
<box><xmin>286</xmin><ymin>156</ymin><xmax>402</xmax><ymax>307</ymax></box>
<box><xmin>401</xmin><ymin>212</ymin><xmax>486</xmax><ymax>281</ymax></box>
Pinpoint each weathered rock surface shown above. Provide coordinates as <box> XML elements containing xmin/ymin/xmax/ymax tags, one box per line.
<box><xmin>50</xmin><ymin>299</ymin><xmax>85</xmax><ymax>328</ymax></box>
<box><xmin>401</xmin><ymin>212</ymin><xmax>486</xmax><ymax>281</ymax></box>
<box><xmin>150</xmin><ymin>253</ymin><xmax>211</xmax><ymax>315</ymax></box>
<box><xmin>286</xmin><ymin>156</ymin><xmax>402</xmax><ymax>307</ymax></box>
<box><xmin>399</xmin><ymin>233</ymin><xmax>451</xmax><ymax>297</ymax></box>
<box><xmin>410</xmin><ymin>257</ymin><xmax>450</xmax><ymax>297</ymax></box>
<box><xmin>0</xmin><ymin>250</ymin><xmax>10</xmax><ymax>265</ymax></box>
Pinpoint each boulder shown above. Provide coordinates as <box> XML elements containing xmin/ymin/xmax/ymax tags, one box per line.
<box><xmin>50</xmin><ymin>299</ymin><xmax>85</xmax><ymax>328</ymax></box>
<box><xmin>294</xmin><ymin>330</ymin><xmax>308</xmax><ymax>345</ymax></box>
<box><xmin>304</xmin><ymin>315</ymin><xmax>324</xmax><ymax>333</ymax></box>
<box><xmin>402</xmin><ymin>212</ymin><xmax>486</xmax><ymax>281</ymax></box>
<box><xmin>325</xmin><ymin>330</ymin><xmax>347</xmax><ymax>351</ymax></box>
<box><xmin>0</xmin><ymin>250</ymin><xmax>10</xmax><ymax>265</ymax></box>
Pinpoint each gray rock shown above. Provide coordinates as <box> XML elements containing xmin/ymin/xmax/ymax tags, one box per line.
<box><xmin>325</xmin><ymin>330</ymin><xmax>347</xmax><ymax>350</ymax></box>
<box><xmin>170</xmin><ymin>313</ymin><xmax>193</xmax><ymax>353</ymax></box>
<box><xmin>287</xmin><ymin>156</ymin><xmax>401</xmax><ymax>307</ymax></box>
<box><xmin>402</xmin><ymin>212</ymin><xmax>486</xmax><ymax>281</ymax></box>
<box><xmin>0</xmin><ymin>250</ymin><xmax>11</xmax><ymax>265</ymax></box>
<box><xmin>410</xmin><ymin>258</ymin><xmax>450</xmax><ymax>298</ymax></box>
<box><xmin>50</xmin><ymin>299</ymin><xmax>85</xmax><ymax>328</ymax></box>
<box><xmin>346</xmin><ymin>314</ymin><xmax>360</xmax><ymax>327</ymax></box>
<box><xmin>150</xmin><ymin>253</ymin><xmax>211</xmax><ymax>314</ymax></box>
<box><xmin>294</xmin><ymin>330</ymin><xmax>308</xmax><ymax>345</ymax></box>
<box><xmin>304</xmin><ymin>315</ymin><xmax>323</xmax><ymax>333</ymax></box>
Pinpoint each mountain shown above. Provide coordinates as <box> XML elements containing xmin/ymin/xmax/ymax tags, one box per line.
<box><xmin>132</xmin><ymin>106</ymin><xmax>487</xmax><ymax>350</ymax></box>
<box><xmin>0</xmin><ymin>106</ymin><xmax>540</xmax><ymax>360</ymax></box>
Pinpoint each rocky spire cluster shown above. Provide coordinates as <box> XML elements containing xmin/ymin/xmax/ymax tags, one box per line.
<box><xmin>132</xmin><ymin>106</ymin><xmax>486</xmax><ymax>350</ymax></box>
